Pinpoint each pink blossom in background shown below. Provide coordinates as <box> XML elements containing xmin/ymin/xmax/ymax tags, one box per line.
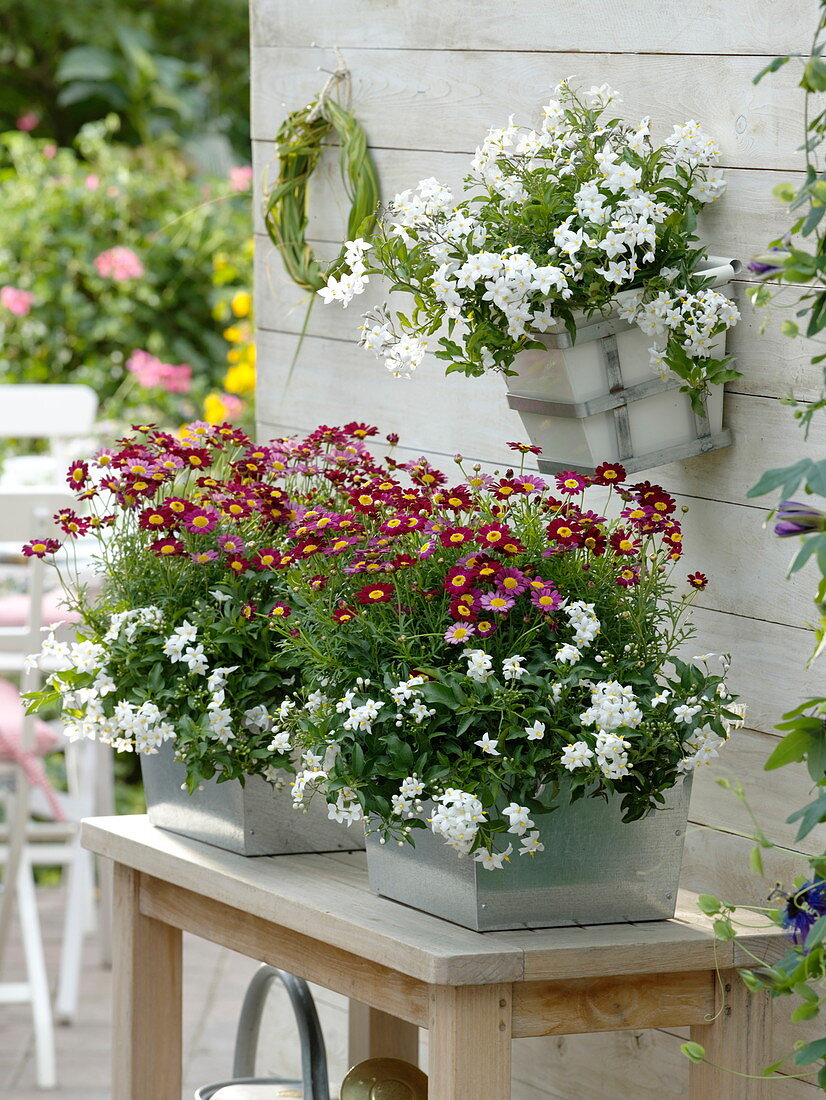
<box><xmin>221</xmin><ymin>393</ymin><xmax>244</xmax><ymax>417</ymax></box>
<box><xmin>229</xmin><ymin>166</ymin><xmax>253</xmax><ymax>192</ymax></box>
<box><xmin>16</xmin><ymin>112</ymin><xmax>39</xmax><ymax>132</ymax></box>
<box><xmin>0</xmin><ymin>286</ymin><xmax>34</xmax><ymax>317</ymax></box>
<box><xmin>85</xmin><ymin>174</ymin><xmax>100</xmax><ymax>191</ymax></box>
<box><xmin>94</xmin><ymin>246</ymin><xmax>144</xmax><ymax>282</ymax></box>
<box><xmin>43</xmin><ymin>143</ymin><xmax>57</xmax><ymax>159</ymax></box>
<box><xmin>126</xmin><ymin>350</ymin><xmax>192</xmax><ymax>394</ymax></box>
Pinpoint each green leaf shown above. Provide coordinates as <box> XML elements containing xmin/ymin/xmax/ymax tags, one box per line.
<box><xmin>788</xmin><ymin>790</ymin><xmax>826</xmax><ymax>840</ymax></box>
<box><xmin>765</xmin><ymin>727</ymin><xmax>817</xmax><ymax>770</ymax></box>
<box><xmin>750</xmin><ymin>846</ymin><xmax>765</xmax><ymax>876</ymax></box>
<box><xmin>754</xmin><ymin>56</ymin><xmax>791</xmax><ymax>84</ymax></box>
<box><xmin>748</xmin><ymin>459</ymin><xmax>812</xmax><ymax>500</ymax></box>
<box><xmin>680</xmin><ymin>1042</ymin><xmax>706</xmax><ymax>1063</ymax></box>
<box><xmin>697</xmin><ymin>893</ymin><xmax>722</xmax><ymax>915</ymax></box>
<box><xmin>804</xmin><ymin>913</ymin><xmax>826</xmax><ymax>952</ymax></box>
<box><xmin>56</xmin><ymin>46</ymin><xmax>117</xmax><ymax>84</ymax></box>
<box><xmin>793</xmin><ymin>1037</ymin><xmax>826</xmax><ymax>1066</ymax></box>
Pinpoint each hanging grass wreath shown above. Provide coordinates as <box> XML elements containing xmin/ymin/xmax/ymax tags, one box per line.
<box><xmin>264</xmin><ymin>78</ymin><xmax>380</xmax><ymax>293</ymax></box>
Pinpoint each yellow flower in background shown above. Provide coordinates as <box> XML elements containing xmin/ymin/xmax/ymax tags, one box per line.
<box><xmin>226</xmin><ymin>348</ymin><xmax>242</xmax><ymax>364</ymax></box>
<box><xmin>223</xmin><ymin>325</ymin><xmax>244</xmax><ymax>343</ymax></box>
<box><xmin>212</xmin><ymin>300</ymin><xmax>230</xmax><ymax>322</ymax></box>
<box><xmin>204</xmin><ymin>393</ymin><xmax>231</xmax><ymax>424</ymax></box>
<box><xmin>231</xmin><ymin>290</ymin><xmax>252</xmax><ymax>318</ymax></box>
<box><xmin>224</xmin><ymin>361</ymin><xmax>256</xmax><ymax>396</ymax></box>
<box><xmin>245</xmin><ymin>344</ymin><xmax>256</xmax><ymax>366</ymax></box>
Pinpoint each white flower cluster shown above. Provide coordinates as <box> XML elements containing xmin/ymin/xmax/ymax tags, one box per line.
<box><xmin>579</xmin><ymin>680</ymin><xmax>643</xmax><ymax>733</ymax></box>
<box><xmin>327</xmin><ymin>786</ymin><xmax>363</xmax><ymax>826</ymax></box>
<box><xmin>391</xmin><ymin>774</ymin><xmax>426</xmax><ymax>817</ymax></box>
<box><xmin>564</xmin><ymin>601</ymin><xmax>600</xmax><ymax>647</ymax></box>
<box><xmin>389</xmin><ymin>675</ymin><xmax>435</xmax><ymax>728</ymax></box>
<box><xmin>342</xmin><ymin>698</ymin><xmax>384</xmax><ymax>734</ymax></box>
<box><xmin>471</xmin><ymin>802</ymin><xmax>546</xmax><ymax>868</ymax></box>
<box><xmin>103</xmin><ymin>606</ymin><xmax>163</xmax><ymax>643</ymax></box>
<box><xmin>162</xmin><ymin>620</ymin><xmax>208</xmax><ymax>674</ymax></box>
<box><xmin>317</xmin><ymin>238</ymin><xmax>371</xmax><ymax>308</ymax></box>
<box><xmin>619</xmin><ymin>286</ymin><xmax>740</xmax><ymax>377</ymax></box>
<box><xmin>464</xmin><ymin>648</ymin><xmax>494</xmax><ymax>682</ymax></box>
<box><xmin>430</xmin><ymin>788</ymin><xmax>487</xmax><ymax>854</ymax></box>
<box><xmin>677</xmin><ymin>726</ymin><xmax>726</xmax><ymax>772</ymax></box>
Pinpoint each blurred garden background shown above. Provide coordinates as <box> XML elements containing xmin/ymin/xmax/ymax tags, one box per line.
<box><xmin>0</xmin><ymin>0</ymin><xmax>257</xmax><ymax>434</ymax></box>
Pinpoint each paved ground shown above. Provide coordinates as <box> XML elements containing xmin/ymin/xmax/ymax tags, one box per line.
<box><xmin>0</xmin><ymin>881</ymin><xmax>351</xmax><ymax>1098</ymax></box>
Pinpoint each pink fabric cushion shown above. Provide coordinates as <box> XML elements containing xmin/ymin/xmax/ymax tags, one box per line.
<box><xmin>0</xmin><ymin>679</ymin><xmax>61</xmax><ymax>755</ymax></box>
<box><xmin>0</xmin><ymin>678</ymin><xmax>66</xmax><ymax>820</ymax></box>
<box><xmin>0</xmin><ymin>589</ymin><xmax>82</xmax><ymax>628</ymax></box>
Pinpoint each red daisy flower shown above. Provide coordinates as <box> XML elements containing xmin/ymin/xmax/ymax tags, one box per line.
<box><xmin>269</xmin><ymin>602</ymin><xmax>292</xmax><ymax>618</ymax></box>
<box><xmin>55</xmin><ymin>509</ymin><xmax>90</xmax><ymax>537</ymax></box>
<box><xmin>23</xmin><ymin>537</ymin><xmax>60</xmax><ymax>558</ymax></box>
<box><xmin>506</xmin><ymin>441</ymin><xmax>542</xmax><ymax>455</ymax></box>
<box><xmin>356</xmin><ymin>582</ymin><xmax>394</xmax><ymax>604</ymax></box>
<box><xmin>183</xmin><ymin>507</ymin><xmax>219</xmax><ymax>534</ymax></box>
<box><xmin>308</xmin><ymin>574</ymin><xmax>328</xmax><ymax>590</ymax></box>
<box><xmin>493</xmin><ymin>478</ymin><xmax>524</xmax><ymax>501</ymax></box>
<box><xmin>609</xmin><ymin>529</ymin><xmax>638</xmax><ymax>556</ymax></box>
<box><xmin>687</xmin><ymin>572</ymin><xmax>708</xmax><ymax>590</ymax></box>
<box><xmin>138</xmin><ymin>506</ymin><xmax>172</xmax><ymax>531</ymax></box>
<box><xmin>253</xmin><ymin>548</ymin><xmax>279</xmax><ymax>570</ymax></box>
<box><xmin>443</xmin><ymin>567</ymin><xmax>476</xmax><ymax>594</ymax></box>
<box><xmin>593</xmin><ymin>462</ymin><xmax>626</xmax><ymax>486</ymax></box>
<box><xmin>555</xmin><ymin>471</ymin><xmax>591</xmax><ymax>494</ymax></box>
<box><xmin>226</xmin><ymin>556</ymin><xmax>251</xmax><ymax>574</ymax></box>
<box><xmin>439</xmin><ymin>526</ymin><xmax>474</xmax><ymax>548</ymax></box>
<box><xmin>450</xmin><ymin>596</ymin><xmax>478</xmax><ymax>621</ymax></box>
<box><xmin>546</xmin><ymin>517</ymin><xmax>581</xmax><ymax>546</ymax></box>
<box><xmin>66</xmin><ymin>460</ymin><xmax>89</xmax><ymax>489</ymax></box>
<box><xmin>580</xmin><ymin>526</ymin><xmax>607</xmax><ymax>556</ymax></box>
<box><xmin>181</xmin><ymin>447</ymin><xmax>211</xmax><ymax>469</ymax></box>
<box><xmin>344</xmin><ymin>421</ymin><xmax>379</xmax><ymax>439</ymax></box>
<box><xmin>151</xmin><ymin>537</ymin><xmax>184</xmax><ymax>557</ymax></box>
<box><xmin>435</xmin><ymin>485</ymin><xmax>473</xmax><ymax>511</ymax></box>
<box><xmin>240</xmin><ymin>603</ymin><xmax>258</xmax><ymax>620</ymax></box>
<box><xmin>475</xmin><ymin>522</ymin><xmax>513</xmax><ymax>549</ymax></box>
<box><xmin>616</xmin><ymin>566</ymin><xmax>641</xmax><ymax>587</ymax></box>
<box><xmin>332</xmin><ymin>604</ymin><xmax>358</xmax><ymax>623</ymax></box>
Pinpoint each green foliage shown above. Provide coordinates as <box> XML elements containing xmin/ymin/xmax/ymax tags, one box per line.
<box><xmin>698</xmin><ymin>6</ymin><xmax>826</xmax><ymax>1089</ymax></box>
<box><xmin>0</xmin><ymin>0</ymin><xmax>250</xmax><ymax>156</ymax></box>
<box><xmin>0</xmin><ymin>121</ymin><xmax>253</xmax><ymax>426</ymax></box>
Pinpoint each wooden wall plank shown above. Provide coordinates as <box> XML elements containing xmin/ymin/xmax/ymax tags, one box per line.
<box><xmin>251</xmin><ymin>0</ymin><xmax>813</xmax><ymax>57</ymax></box>
<box><xmin>251</xmin><ymin>137</ymin><xmax>801</xmax><ymax>258</ymax></box>
<box><xmin>255</xmin><ymin>329</ymin><xmax>826</xmax><ymax>509</ymax></box>
<box><xmin>688</xmin><ymin>728</ymin><xmax>825</xmax><ymax>854</ymax></box>
<box><xmin>251</xmin><ymin>48</ymin><xmax>804</xmax><ymax>171</ymax></box>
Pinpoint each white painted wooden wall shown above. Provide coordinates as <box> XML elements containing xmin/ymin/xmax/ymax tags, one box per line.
<box><xmin>251</xmin><ymin>3</ymin><xmax>822</xmax><ymax>1094</ymax></box>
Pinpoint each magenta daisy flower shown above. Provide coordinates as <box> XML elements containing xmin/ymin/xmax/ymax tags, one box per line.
<box><xmin>479</xmin><ymin>592</ymin><xmax>514</xmax><ymax>614</ymax></box>
<box><xmin>217</xmin><ymin>533</ymin><xmax>247</xmax><ymax>555</ymax></box>
<box><xmin>555</xmin><ymin>471</ymin><xmax>591</xmax><ymax>494</ymax></box>
<box><xmin>444</xmin><ymin>622</ymin><xmax>476</xmax><ymax>645</ymax></box>
<box><xmin>531</xmin><ymin>585</ymin><xmax>562</xmax><ymax>611</ymax></box>
<box><xmin>475</xmin><ymin>617</ymin><xmax>498</xmax><ymax>637</ymax></box>
<box><xmin>498</xmin><ymin>567</ymin><xmax>528</xmax><ymax>595</ymax></box>
<box><xmin>183</xmin><ymin>507</ymin><xmax>219</xmax><ymax>534</ymax></box>
<box><xmin>190</xmin><ymin>550</ymin><xmax>219</xmax><ymax>564</ymax></box>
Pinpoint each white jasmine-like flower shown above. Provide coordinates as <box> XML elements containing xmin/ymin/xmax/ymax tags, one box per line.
<box><xmin>473</xmin><ymin>845</ymin><xmax>513</xmax><ymax>870</ymax></box>
<box><xmin>561</xmin><ymin>741</ymin><xmax>594</xmax><ymax>771</ymax></box>
<box><xmin>430</xmin><ymin>788</ymin><xmax>486</xmax><ymax>854</ymax></box>
<box><xmin>556</xmin><ymin>643</ymin><xmax>582</xmax><ymax>665</ymax></box>
<box><xmin>651</xmin><ymin>689</ymin><xmax>670</xmax><ymax>707</ymax></box>
<box><xmin>277</xmin><ymin>698</ymin><xmax>296</xmax><ymax>719</ymax></box>
<box><xmin>305</xmin><ymin>689</ymin><xmax>329</xmax><ymax>716</ymax></box>
<box><xmin>519</xmin><ymin>831</ymin><xmax>545</xmax><ymax>856</ymax></box>
<box><xmin>183</xmin><ymin>644</ymin><xmax>208</xmax><ymax>675</ymax></box>
<box><xmin>503</xmin><ymin>802</ymin><xmax>534</xmax><ymax>836</ymax></box>
<box><xmin>524</xmin><ymin>720</ymin><xmax>546</xmax><ymax>741</ymax></box>
<box><xmin>465</xmin><ymin>648</ymin><xmax>494</xmax><ymax>682</ymax></box>
<box><xmin>335</xmin><ymin>689</ymin><xmax>356</xmax><ymax>713</ymax></box>
<box><xmin>474</xmin><ymin>732</ymin><xmax>500</xmax><ymax>756</ymax></box>
<box><xmin>502</xmin><ymin>654</ymin><xmax>526</xmax><ymax>681</ymax></box>
<box><xmin>409</xmin><ymin>700</ymin><xmax>436</xmax><ymax>723</ymax></box>
<box><xmin>244</xmin><ymin>705</ymin><xmax>271</xmax><ymax>733</ymax></box>
<box><xmin>674</xmin><ymin>703</ymin><xmax>703</xmax><ymax>724</ymax></box>
<box><xmin>267</xmin><ymin>731</ymin><xmax>292</xmax><ymax>752</ymax></box>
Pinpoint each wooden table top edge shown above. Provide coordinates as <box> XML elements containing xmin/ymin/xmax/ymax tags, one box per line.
<box><xmin>83</xmin><ymin>814</ymin><xmax>786</xmax><ymax>988</ymax></box>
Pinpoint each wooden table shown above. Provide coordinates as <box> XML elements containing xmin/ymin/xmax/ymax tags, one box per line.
<box><xmin>83</xmin><ymin>815</ymin><xmax>783</xmax><ymax>1099</ymax></box>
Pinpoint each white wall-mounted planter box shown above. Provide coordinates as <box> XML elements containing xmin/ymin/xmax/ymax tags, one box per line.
<box><xmin>505</xmin><ymin>258</ymin><xmax>741</xmax><ymax>475</ymax></box>
<box><xmin>141</xmin><ymin>742</ymin><xmax>364</xmax><ymax>857</ymax></box>
<box><xmin>366</xmin><ymin>778</ymin><xmax>692</xmax><ymax>931</ymax></box>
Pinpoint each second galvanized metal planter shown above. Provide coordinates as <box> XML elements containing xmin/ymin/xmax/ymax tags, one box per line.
<box><xmin>366</xmin><ymin>778</ymin><xmax>692</xmax><ymax>931</ymax></box>
<box><xmin>505</xmin><ymin>258</ymin><xmax>740</xmax><ymax>475</ymax></box>
<box><xmin>141</xmin><ymin>741</ymin><xmax>364</xmax><ymax>857</ymax></box>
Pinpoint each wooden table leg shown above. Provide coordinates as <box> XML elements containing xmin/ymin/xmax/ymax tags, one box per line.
<box><xmin>348</xmin><ymin>1001</ymin><xmax>419</xmax><ymax>1065</ymax></box>
<box><xmin>429</xmin><ymin>984</ymin><xmax>512</xmax><ymax>1100</ymax></box>
<box><xmin>688</xmin><ymin>968</ymin><xmax>773</xmax><ymax>1099</ymax></box>
<box><xmin>112</xmin><ymin>863</ymin><xmax>182</xmax><ymax>1100</ymax></box>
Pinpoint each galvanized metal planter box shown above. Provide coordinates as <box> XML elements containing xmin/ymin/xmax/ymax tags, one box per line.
<box><xmin>505</xmin><ymin>258</ymin><xmax>740</xmax><ymax>476</ymax></box>
<box><xmin>366</xmin><ymin>778</ymin><xmax>692</xmax><ymax>931</ymax></box>
<box><xmin>141</xmin><ymin>742</ymin><xmax>364</xmax><ymax>857</ymax></box>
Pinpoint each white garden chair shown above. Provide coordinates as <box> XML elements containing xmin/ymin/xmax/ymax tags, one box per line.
<box><xmin>0</xmin><ymin>383</ymin><xmax>99</xmax><ymax>489</ymax></box>
<box><xmin>0</xmin><ymin>488</ymin><xmax>102</xmax><ymax>1086</ymax></box>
